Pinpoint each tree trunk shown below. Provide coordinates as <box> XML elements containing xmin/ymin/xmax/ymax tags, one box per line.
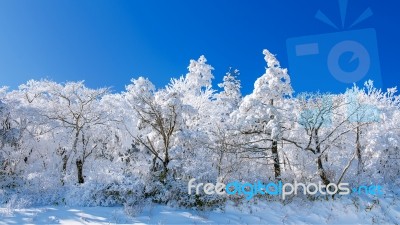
<box><xmin>271</xmin><ymin>140</ymin><xmax>281</xmax><ymax>180</ymax></box>
<box><xmin>76</xmin><ymin>159</ymin><xmax>84</xmax><ymax>184</ymax></box>
<box><xmin>151</xmin><ymin>156</ymin><xmax>157</xmax><ymax>172</ymax></box>
<box><xmin>269</xmin><ymin>99</ymin><xmax>281</xmax><ymax>180</ymax></box>
<box><xmin>317</xmin><ymin>155</ymin><xmax>330</xmax><ymax>185</ymax></box>
<box><xmin>163</xmin><ymin>158</ymin><xmax>169</xmax><ymax>176</ymax></box>
<box><xmin>62</xmin><ymin>154</ymin><xmax>68</xmax><ymax>174</ymax></box>
<box><xmin>217</xmin><ymin>151</ymin><xmax>224</xmax><ymax>177</ymax></box>
<box><xmin>314</xmin><ymin>128</ymin><xmax>330</xmax><ymax>185</ymax></box>
<box><xmin>356</xmin><ymin>125</ymin><xmax>363</xmax><ymax>174</ymax></box>
<box><xmin>162</xmin><ymin>147</ymin><xmax>170</xmax><ymax>178</ymax></box>
<box><xmin>61</xmin><ymin>154</ymin><xmax>68</xmax><ymax>186</ymax></box>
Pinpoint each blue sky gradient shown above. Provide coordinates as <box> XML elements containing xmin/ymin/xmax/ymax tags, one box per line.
<box><xmin>0</xmin><ymin>0</ymin><xmax>398</xmax><ymax>94</ymax></box>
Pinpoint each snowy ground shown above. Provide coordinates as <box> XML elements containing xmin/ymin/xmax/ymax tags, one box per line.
<box><xmin>1</xmin><ymin>195</ymin><xmax>400</xmax><ymax>224</ymax></box>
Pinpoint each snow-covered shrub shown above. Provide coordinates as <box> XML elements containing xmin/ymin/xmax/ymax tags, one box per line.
<box><xmin>63</xmin><ymin>176</ymin><xmax>146</xmax><ymax>207</ymax></box>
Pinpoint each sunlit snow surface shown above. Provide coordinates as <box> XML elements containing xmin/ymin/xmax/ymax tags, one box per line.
<box><xmin>1</xmin><ymin>195</ymin><xmax>400</xmax><ymax>224</ymax></box>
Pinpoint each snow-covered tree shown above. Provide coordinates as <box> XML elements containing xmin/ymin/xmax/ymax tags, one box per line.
<box><xmin>233</xmin><ymin>50</ymin><xmax>293</xmax><ymax>180</ymax></box>
<box><xmin>215</xmin><ymin>68</ymin><xmax>241</xmax><ymax>117</ymax></box>
<box><xmin>18</xmin><ymin>80</ymin><xmax>109</xmax><ymax>184</ymax></box>
<box><xmin>184</xmin><ymin>55</ymin><xmax>214</xmax><ymax>95</ymax></box>
<box><xmin>125</xmin><ymin>77</ymin><xmax>188</xmax><ymax>183</ymax></box>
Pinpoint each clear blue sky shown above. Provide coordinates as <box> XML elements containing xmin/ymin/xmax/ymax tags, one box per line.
<box><xmin>0</xmin><ymin>0</ymin><xmax>398</xmax><ymax>94</ymax></box>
